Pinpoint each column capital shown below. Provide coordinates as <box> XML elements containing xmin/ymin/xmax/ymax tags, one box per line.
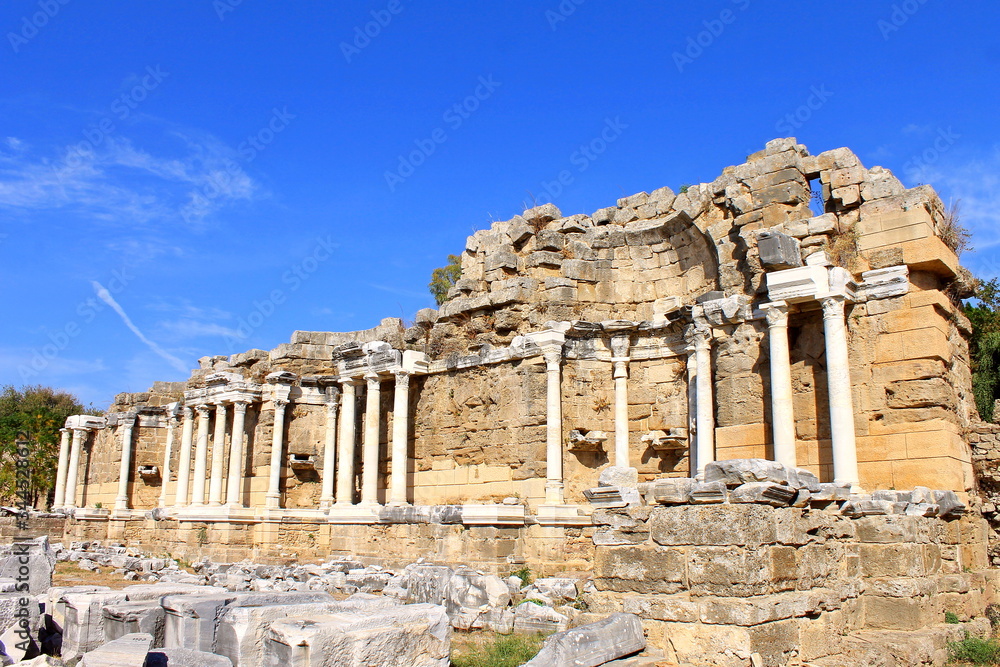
<box><xmin>196</xmin><ymin>404</ymin><xmax>212</xmax><ymax>415</ymax></box>
<box><xmin>339</xmin><ymin>375</ymin><xmax>364</xmax><ymax>387</ymax></box>
<box><xmin>273</xmin><ymin>397</ymin><xmax>289</xmax><ymax>409</ymax></box>
<box><xmin>324</xmin><ymin>385</ymin><xmax>342</xmax><ymax>405</ymax></box>
<box><xmin>72</xmin><ymin>427</ymin><xmax>89</xmax><ymax>436</ymax></box>
<box><xmin>819</xmin><ymin>294</ymin><xmax>847</xmax><ymax>319</ymax></box>
<box><xmin>214</xmin><ymin>399</ymin><xmax>231</xmax><ymax>408</ymax></box>
<box><xmin>365</xmin><ymin>374</ymin><xmax>381</xmax><ymax>390</ymax></box>
<box><xmin>182</xmin><ymin>405</ymin><xmax>194</xmax><ymax>419</ymax></box>
<box><xmin>393</xmin><ymin>370</ymin><xmax>411</xmax><ymax>389</ymax></box>
<box><xmin>684</xmin><ymin>322</ymin><xmax>713</xmax><ymax>351</ymax></box>
<box><xmin>761</xmin><ymin>301</ymin><xmax>790</xmax><ymax>328</ymax></box>
<box><xmin>232</xmin><ymin>399</ymin><xmax>251</xmax><ymax>412</ymax></box>
<box><xmin>60</xmin><ymin>427</ymin><xmax>70</xmax><ymax>435</ymax></box>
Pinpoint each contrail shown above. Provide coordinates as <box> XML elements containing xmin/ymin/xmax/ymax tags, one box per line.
<box><xmin>91</xmin><ymin>281</ymin><xmax>189</xmax><ymax>374</ymax></box>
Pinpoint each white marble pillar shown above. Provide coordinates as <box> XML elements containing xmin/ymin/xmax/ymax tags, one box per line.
<box><xmin>265</xmin><ymin>398</ymin><xmax>289</xmax><ymax>509</ymax></box>
<box><xmin>335</xmin><ymin>378</ymin><xmax>360</xmax><ymax>506</ymax></box>
<box><xmin>64</xmin><ymin>428</ymin><xmax>87</xmax><ymax>509</ymax></box>
<box><xmin>821</xmin><ymin>295</ymin><xmax>860</xmax><ymax>489</ymax></box>
<box><xmin>610</xmin><ymin>335</ymin><xmax>631</xmax><ymax>469</ymax></box>
<box><xmin>686</xmin><ymin>323</ymin><xmax>715</xmax><ymax>478</ymax></box>
<box><xmin>190</xmin><ymin>405</ymin><xmax>211</xmax><ymax>506</ymax></box>
<box><xmin>319</xmin><ymin>388</ymin><xmax>340</xmax><ymax>509</ymax></box>
<box><xmin>226</xmin><ymin>400</ymin><xmax>249</xmax><ymax>507</ymax></box>
<box><xmin>53</xmin><ymin>427</ymin><xmax>71</xmax><ymax>509</ymax></box>
<box><xmin>361</xmin><ymin>375</ymin><xmax>382</xmax><ymax>506</ymax></box>
<box><xmin>543</xmin><ymin>344</ymin><xmax>565</xmax><ymax>505</ymax></box>
<box><xmin>158</xmin><ymin>412</ymin><xmax>178</xmax><ymax>508</ymax></box>
<box><xmin>174</xmin><ymin>407</ymin><xmax>195</xmax><ymax>507</ymax></box>
<box><xmin>763</xmin><ymin>302</ymin><xmax>797</xmax><ymax>469</ymax></box>
<box><xmin>389</xmin><ymin>371</ymin><xmax>410</xmax><ymax>506</ymax></box>
<box><xmin>208</xmin><ymin>402</ymin><xmax>229</xmax><ymax>506</ymax></box>
<box><xmin>114</xmin><ymin>415</ymin><xmax>136</xmax><ymax>511</ymax></box>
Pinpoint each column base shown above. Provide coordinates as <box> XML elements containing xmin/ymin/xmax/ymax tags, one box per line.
<box><xmin>535</xmin><ymin>504</ymin><xmax>592</xmax><ymax>526</ymax></box>
<box><xmin>327</xmin><ymin>505</ymin><xmax>379</xmax><ymax>524</ymax></box>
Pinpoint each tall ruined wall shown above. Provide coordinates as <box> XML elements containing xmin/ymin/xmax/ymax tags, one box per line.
<box><xmin>72</xmin><ymin>137</ymin><xmax>981</xmax><ymax>522</ymax></box>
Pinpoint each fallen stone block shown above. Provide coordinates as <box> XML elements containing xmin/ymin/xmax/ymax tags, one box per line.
<box><xmin>529</xmin><ymin>578</ymin><xmax>580</xmax><ymax>603</ymax></box>
<box><xmin>522</xmin><ymin>613</ymin><xmax>645</xmax><ymax>667</ymax></box>
<box><xmin>786</xmin><ymin>468</ymin><xmax>821</xmax><ymax>492</ymax></box>
<box><xmin>444</xmin><ymin>567</ymin><xmax>510</xmax><ymax>630</ymax></box>
<box><xmin>402</xmin><ymin>565</ymin><xmax>453</xmax><ymax>606</ymax></box>
<box><xmin>704</xmin><ymin>459</ymin><xmax>789</xmax><ymax>487</ymax></box>
<box><xmin>730</xmin><ymin>482</ymin><xmax>797</xmax><ymax>507</ymax></box>
<box><xmin>79</xmin><ymin>632</ymin><xmax>151</xmax><ymax>667</ymax></box>
<box><xmin>264</xmin><ymin>603</ymin><xmax>451</xmax><ymax>667</ymax></box>
<box><xmin>649</xmin><ymin>478</ymin><xmax>693</xmax><ymax>505</ymax></box>
<box><xmin>513</xmin><ymin>601</ymin><xmax>569</xmax><ymax>634</ymax></box>
<box><xmin>689</xmin><ymin>480</ymin><xmax>727</xmax><ymax>503</ymax></box>
<box><xmin>934</xmin><ymin>490</ymin><xmax>966</xmax><ymax>519</ymax></box>
<box><xmin>598</xmin><ymin>466</ymin><xmax>639</xmax><ymax>488</ymax></box>
<box><xmin>216</xmin><ymin>601</ymin><xmax>356</xmax><ymax>667</ymax></box>
<box><xmin>102</xmin><ymin>600</ymin><xmax>165</xmax><ymax>646</ymax></box>
<box><xmin>145</xmin><ymin>647</ymin><xmax>233</xmax><ymax>667</ymax></box>
<box><xmin>841</xmin><ymin>499</ymin><xmax>894</xmax><ymax>517</ymax></box>
<box><xmin>162</xmin><ymin>590</ymin><xmax>335</xmax><ymax>653</ymax></box>
<box><xmin>60</xmin><ymin>591</ymin><xmax>129</xmax><ymax>661</ymax></box>
<box><xmin>10</xmin><ymin>656</ymin><xmax>65</xmax><ymax>666</ymax></box>
<box><xmin>0</xmin><ymin>537</ymin><xmax>56</xmax><ymax>595</ymax></box>
<box><xmin>810</xmin><ymin>483</ymin><xmax>851</xmax><ymax>503</ymax></box>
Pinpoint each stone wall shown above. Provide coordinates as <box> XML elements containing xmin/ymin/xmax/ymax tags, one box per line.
<box><xmin>585</xmin><ymin>503</ymin><xmax>994</xmax><ymax>666</ymax></box>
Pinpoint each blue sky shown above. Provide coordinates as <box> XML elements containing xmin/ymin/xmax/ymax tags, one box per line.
<box><xmin>1</xmin><ymin>1</ymin><xmax>998</xmax><ymax>408</ymax></box>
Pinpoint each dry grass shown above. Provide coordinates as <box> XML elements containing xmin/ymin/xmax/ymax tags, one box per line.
<box><xmin>53</xmin><ymin>561</ymin><xmax>137</xmax><ymax>590</ymax></box>
<box><xmin>450</xmin><ymin>631</ymin><xmax>547</xmax><ymax>667</ymax></box>
<box><xmin>940</xmin><ymin>199</ymin><xmax>972</xmax><ymax>257</ymax></box>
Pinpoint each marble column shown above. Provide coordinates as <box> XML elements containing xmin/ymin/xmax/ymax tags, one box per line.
<box><xmin>543</xmin><ymin>345</ymin><xmax>565</xmax><ymax>505</ymax></box>
<box><xmin>114</xmin><ymin>415</ymin><xmax>136</xmax><ymax>511</ymax></box>
<box><xmin>610</xmin><ymin>335</ymin><xmax>631</xmax><ymax>469</ymax></box>
<box><xmin>265</xmin><ymin>398</ymin><xmax>289</xmax><ymax>509</ymax></box>
<box><xmin>763</xmin><ymin>302</ymin><xmax>797</xmax><ymax>469</ymax></box>
<box><xmin>821</xmin><ymin>295</ymin><xmax>860</xmax><ymax>489</ymax></box>
<box><xmin>190</xmin><ymin>405</ymin><xmax>211</xmax><ymax>506</ymax></box>
<box><xmin>53</xmin><ymin>427</ymin><xmax>71</xmax><ymax>509</ymax></box>
<box><xmin>361</xmin><ymin>375</ymin><xmax>381</xmax><ymax>506</ymax></box>
<box><xmin>686</xmin><ymin>323</ymin><xmax>715</xmax><ymax>478</ymax></box>
<box><xmin>319</xmin><ymin>388</ymin><xmax>340</xmax><ymax>509</ymax></box>
<box><xmin>335</xmin><ymin>378</ymin><xmax>360</xmax><ymax>506</ymax></box>
<box><xmin>208</xmin><ymin>402</ymin><xmax>229</xmax><ymax>506</ymax></box>
<box><xmin>226</xmin><ymin>400</ymin><xmax>249</xmax><ymax>507</ymax></box>
<box><xmin>389</xmin><ymin>371</ymin><xmax>410</xmax><ymax>506</ymax></box>
<box><xmin>64</xmin><ymin>428</ymin><xmax>87</xmax><ymax>509</ymax></box>
<box><xmin>174</xmin><ymin>407</ymin><xmax>195</xmax><ymax>507</ymax></box>
<box><xmin>158</xmin><ymin>413</ymin><xmax>178</xmax><ymax>508</ymax></box>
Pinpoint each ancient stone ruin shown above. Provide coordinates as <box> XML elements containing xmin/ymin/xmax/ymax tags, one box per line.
<box><xmin>10</xmin><ymin>137</ymin><xmax>998</xmax><ymax>665</ymax></box>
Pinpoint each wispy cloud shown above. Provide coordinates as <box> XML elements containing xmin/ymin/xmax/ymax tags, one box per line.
<box><xmin>368</xmin><ymin>283</ymin><xmax>433</xmax><ymax>300</ymax></box>
<box><xmin>92</xmin><ymin>280</ymin><xmax>189</xmax><ymax>373</ymax></box>
<box><xmin>157</xmin><ymin>319</ymin><xmax>241</xmax><ymax>341</ymax></box>
<box><xmin>0</xmin><ymin>131</ymin><xmax>260</xmax><ymax>226</ymax></box>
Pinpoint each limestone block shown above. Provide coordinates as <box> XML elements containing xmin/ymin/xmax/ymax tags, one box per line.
<box><xmin>650</xmin><ymin>478</ymin><xmax>693</xmax><ymax>505</ymax></box>
<box><xmin>512</xmin><ymin>601</ymin><xmax>569</xmax><ymax>634</ymax></box>
<box><xmin>484</xmin><ymin>250</ymin><xmax>518</xmax><ymax>273</ymax></box>
<box><xmin>757</xmin><ymin>230</ymin><xmax>802</xmax><ymax>270</ymax></box>
<box><xmin>403</xmin><ymin>565</ymin><xmax>454</xmax><ymax>606</ymax></box>
<box><xmin>145</xmin><ymin>648</ymin><xmax>233</xmax><ymax>666</ymax></box>
<box><xmin>563</xmin><ymin>259</ymin><xmax>596</xmax><ymax>283</ymax></box>
<box><xmin>523</xmin><ymin>204</ymin><xmax>561</xmax><ymax>226</ymax></box>
<box><xmin>730</xmin><ymin>482</ymin><xmax>797</xmax><ymax>507</ymax></box>
<box><xmin>0</xmin><ymin>537</ymin><xmax>56</xmax><ymax>595</ymax></box>
<box><xmin>444</xmin><ymin>567</ymin><xmax>510</xmax><ymax>630</ymax></box>
<box><xmin>263</xmin><ymin>604</ymin><xmax>451</xmax><ymax>667</ymax></box>
<box><xmin>690</xmin><ymin>480</ymin><xmax>728</xmax><ymax>503</ymax></box>
<box><xmin>522</xmin><ymin>613</ymin><xmax>645</xmax><ymax>667</ymax></box>
<box><xmin>933</xmin><ymin>491</ymin><xmax>966</xmax><ymax>519</ymax></box>
<box><xmin>765</xmin><ymin>265</ymin><xmax>829</xmax><ymax>303</ymax></box>
<box><xmin>860</xmin><ymin>265</ymin><xmax>909</xmax><ymax>300</ymax></box>
<box><xmin>594</xmin><ymin>546</ymin><xmax>685</xmax><ymax>594</ymax></box>
<box><xmin>79</xmin><ymin>632</ymin><xmax>151</xmax><ymax>667</ymax></box>
<box><xmin>162</xmin><ymin>591</ymin><xmax>334</xmax><ymax>654</ymax></box>
<box><xmin>704</xmin><ymin>459</ymin><xmax>790</xmax><ymax>488</ymax></box>
<box><xmin>687</xmin><ymin>546</ymin><xmax>794</xmax><ymax>597</ymax></box>
<box><xmin>832</xmin><ymin>185</ymin><xmax>861</xmax><ymax>207</ymax></box>
<box><xmin>650</xmin><ymin>505</ymin><xmax>777</xmax><ymax>547</ymax></box>
<box><xmin>45</xmin><ymin>586</ymin><xmax>111</xmax><ymax>633</ymax></box>
<box><xmin>102</xmin><ymin>601</ymin><xmax>164</xmax><ymax>646</ymax></box>
<box><xmin>700</xmin><ymin>295</ymin><xmax>750</xmax><ymax>325</ymax></box>
<box><xmin>598</xmin><ymin>466</ymin><xmax>639</xmax><ymax>488</ymax></box>
<box><xmin>60</xmin><ymin>591</ymin><xmax>129</xmax><ymax>661</ymax></box>
<box><xmin>529</xmin><ymin>578</ymin><xmax>580</xmax><ymax>603</ymax></box>
<box><xmin>807</xmin><ymin>213</ymin><xmax>838</xmax><ymax>235</ymax></box>
<box><xmin>216</xmin><ymin>601</ymin><xmax>369</xmax><ymax>667</ymax></box>
<box><xmin>591</xmin><ymin>207</ymin><xmax>616</xmax><ymax>225</ymax></box>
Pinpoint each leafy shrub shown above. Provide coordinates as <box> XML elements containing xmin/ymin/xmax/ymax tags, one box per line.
<box><xmin>947</xmin><ymin>631</ymin><xmax>1000</xmax><ymax>664</ymax></box>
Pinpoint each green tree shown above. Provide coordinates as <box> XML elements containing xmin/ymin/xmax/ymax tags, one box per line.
<box><xmin>429</xmin><ymin>254</ymin><xmax>462</xmax><ymax>306</ymax></box>
<box><xmin>964</xmin><ymin>278</ymin><xmax>1000</xmax><ymax>422</ymax></box>
<box><xmin>0</xmin><ymin>385</ymin><xmax>93</xmax><ymax>507</ymax></box>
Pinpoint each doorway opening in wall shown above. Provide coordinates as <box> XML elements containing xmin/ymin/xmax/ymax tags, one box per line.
<box><xmin>808</xmin><ymin>178</ymin><xmax>825</xmax><ymax>216</ymax></box>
